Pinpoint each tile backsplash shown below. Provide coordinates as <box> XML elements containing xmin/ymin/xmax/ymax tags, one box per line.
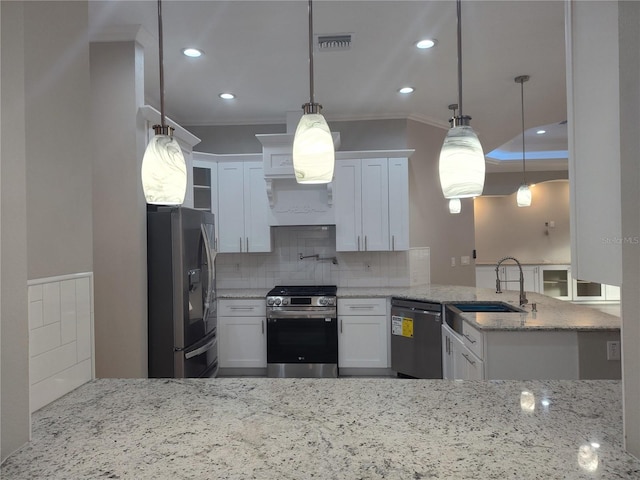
<box><xmin>215</xmin><ymin>226</ymin><xmax>430</xmax><ymax>289</ymax></box>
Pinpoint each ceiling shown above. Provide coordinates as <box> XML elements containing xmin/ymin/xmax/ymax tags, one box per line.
<box><xmin>88</xmin><ymin>1</ymin><xmax>568</xmax><ymax>172</ymax></box>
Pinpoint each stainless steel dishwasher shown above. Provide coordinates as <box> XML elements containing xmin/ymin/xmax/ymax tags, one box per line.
<box><xmin>390</xmin><ymin>298</ymin><xmax>443</xmax><ymax>378</ymax></box>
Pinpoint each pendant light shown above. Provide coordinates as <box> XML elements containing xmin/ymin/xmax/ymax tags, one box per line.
<box><xmin>141</xmin><ymin>0</ymin><xmax>187</xmax><ymax>205</ymax></box>
<box><xmin>438</xmin><ymin>0</ymin><xmax>485</xmax><ymax>199</ymax></box>
<box><xmin>515</xmin><ymin>75</ymin><xmax>532</xmax><ymax>207</ymax></box>
<box><xmin>449</xmin><ymin>198</ymin><xmax>461</xmax><ymax>214</ymax></box>
<box><xmin>292</xmin><ymin>0</ymin><xmax>335</xmax><ymax>184</ymax></box>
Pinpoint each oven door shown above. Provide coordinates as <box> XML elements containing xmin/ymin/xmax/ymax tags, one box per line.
<box><xmin>266</xmin><ymin>312</ymin><xmax>338</xmax><ymax>364</ymax></box>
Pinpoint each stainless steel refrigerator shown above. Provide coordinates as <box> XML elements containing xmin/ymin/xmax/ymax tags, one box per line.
<box><xmin>147</xmin><ymin>206</ymin><xmax>218</xmax><ymax>378</ymax></box>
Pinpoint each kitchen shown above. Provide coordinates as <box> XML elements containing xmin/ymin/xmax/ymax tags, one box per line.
<box><xmin>2</xmin><ymin>0</ymin><xmax>640</xmax><ymax>478</ymax></box>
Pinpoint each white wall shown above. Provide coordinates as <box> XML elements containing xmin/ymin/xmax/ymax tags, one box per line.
<box><xmin>1</xmin><ymin>1</ymin><xmax>94</xmax><ymax>460</ymax></box>
<box><xmin>1</xmin><ymin>1</ymin><xmax>29</xmax><ymax>462</ymax></box>
<box><xmin>618</xmin><ymin>0</ymin><xmax>640</xmax><ymax>460</ymax></box>
<box><xmin>90</xmin><ymin>40</ymin><xmax>148</xmax><ymax>378</ymax></box>
<box><xmin>474</xmin><ymin>180</ymin><xmax>571</xmax><ymax>264</ymax></box>
<box><xmin>406</xmin><ymin>119</ymin><xmax>476</xmax><ymax>286</ymax></box>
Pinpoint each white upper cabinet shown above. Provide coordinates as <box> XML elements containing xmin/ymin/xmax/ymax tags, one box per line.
<box><xmin>217</xmin><ymin>160</ymin><xmax>271</xmax><ymax>253</ymax></box>
<box><xmin>195</xmin><ymin>154</ymin><xmax>271</xmax><ymax>254</ymax></box>
<box><xmin>360</xmin><ymin>158</ymin><xmax>389</xmax><ymax>251</ymax></box>
<box><xmin>387</xmin><ymin>158</ymin><xmax>410</xmax><ymax>251</ymax></box>
<box><xmin>334</xmin><ymin>152</ymin><xmax>411</xmax><ymax>252</ymax></box>
<box><xmin>334</xmin><ymin>159</ymin><xmax>362</xmax><ymax>251</ymax></box>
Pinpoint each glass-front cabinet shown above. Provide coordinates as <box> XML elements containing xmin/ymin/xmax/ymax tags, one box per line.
<box><xmin>539</xmin><ymin>265</ymin><xmax>572</xmax><ymax>301</ymax></box>
<box><xmin>193</xmin><ymin>166</ymin><xmax>213</xmax><ymax>212</ymax></box>
<box><xmin>573</xmin><ymin>279</ymin><xmax>606</xmax><ymax>302</ymax></box>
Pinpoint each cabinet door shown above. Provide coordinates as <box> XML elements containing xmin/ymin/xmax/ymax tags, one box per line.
<box><xmin>505</xmin><ymin>265</ymin><xmax>540</xmax><ymax>293</ymax></box>
<box><xmin>361</xmin><ymin>158</ymin><xmax>389</xmax><ymax>251</ymax></box>
<box><xmin>243</xmin><ymin>161</ymin><xmax>271</xmax><ymax>252</ymax></box>
<box><xmin>476</xmin><ymin>266</ymin><xmax>501</xmax><ymax>290</ymax></box>
<box><xmin>441</xmin><ymin>325</ymin><xmax>455</xmax><ymax>379</ymax></box>
<box><xmin>338</xmin><ymin>315</ymin><xmax>388</xmax><ymax>368</ymax></box>
<box><xmin>217</xmin><ymin>162</ymin><xmax>245</xmax><ymax>252</ymax></box>
<box><xmin>450</xmin><ymin>332</ymin><xmax>484</xmax><ymax>380</ymax></box>
<box><xmin>387</xmin><ymin>158</ymin><xmax>409</xmax><ymax>251</ymax></box>
<box><xmin>193</xmin><ymin>159</ymin><xmax>219</xmax><ymax>250</ymax></box>
<box><xmin>459</xmin><ymin>345</ymin><xmax>484</xmax><ymax>380</ymax></box>
<box><xmin>218</xmin><ymin>316</ymin><xmax>266</xmax><ymax>368</ymax></box>
<box><xmin>334</xmin><ymin>159</ymin><xmax>362</xmax><ymax>251</ymax></box>
<box><xmin>539</xmin><ymin>265</ymin><xmax>572</xmax><ymax>300</ymax></box>
<box><xmin>573</xmin><ymin>278</ymin><xmax>606</xmax><ymax>302</ymax></box>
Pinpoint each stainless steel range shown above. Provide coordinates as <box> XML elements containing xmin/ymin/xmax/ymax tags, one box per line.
<box><xmin>266</xmin><ymin>285</ymin><xmax>338</xmax><ymax>378</ymax></box>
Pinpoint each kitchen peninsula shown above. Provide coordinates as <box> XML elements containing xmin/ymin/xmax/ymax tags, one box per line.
<box><xmin>2</xmin><ymin>378</ymin><xmax>639</xmax><ymax>479</ymax></box>
<box><xmin>219</xmin><ymin>285</ymin><xmax>621</xmax><ymax>380</ymax></box>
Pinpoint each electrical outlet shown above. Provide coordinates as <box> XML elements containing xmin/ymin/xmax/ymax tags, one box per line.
<box><xmin>451</xmin><ymin>257</ymin><xmax>456</xmax><ymax>267</ymax></box>
<box><xmin>607</xmin><ymin>341</ymin><xmax>621</xmax><ymax>361</ymax></box>
<box><xmin>461</xmin><ymin>255</ymin><xmax>470</xmax><ymax>265</ymax></box>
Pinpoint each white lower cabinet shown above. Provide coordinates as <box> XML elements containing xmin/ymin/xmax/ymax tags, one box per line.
<box><xmin>218</xmin><ymin>299</ymin><xmax>266</xmax><ymax>369</ymax></box>
<box><xmin>338</xmin><ymin>298</ymin><xmax>389</xmax><ymax>369</ymax></box>
<box><xmin>442</xmin><ymin>320</ymin><xmax>583</xmax><ymax>380</ymax></box>
<box><xmin>442</xmin><ymin>323</ymin><xmax>484</xmax><ymax>380</ymax></box>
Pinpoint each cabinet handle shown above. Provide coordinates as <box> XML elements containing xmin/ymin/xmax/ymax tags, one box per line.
<box><xmin>246</xmin><ymin>237</ymin><xmax>249</xmax><ymax>252</ymax></box>
<box><xmin>214</xmin><ymin>237</ymin><xmax>218</xmax><ymax>252</ymax></box>
<box><xmin>357</xmin><ymin>236</ymin><xmax>361</xmax><ymax>251</ymax></box>
<box><xmin>239</xmin><ymin>237</ymin><xmax>242</xmax><ymax>251</ymax></box>
<box><xmin>348</xmin><ymin>305</ymin><xmax>375</xmax><ymax>310</ymax></box>
<box><xmin>229</xmin><ymin>306</ymin><xmax>256</xmax><ymax>311</ymax></box>
<box><xmin>463</xmin><ymin>333</ymin><xmax>477</xmax><ymax>344</ymax></box>
<box><xmin>364</xmin><ymin>236</ymin><xmax>368</xmax><ymax>251</ymax></box>
<box><xmin>462</xmin><ymin>353</ymin><xmax>476</xmax><ymax>366</ymax></box>
<box><xmin>261</xmin><ymin>320</ymin><xmax>264</xmax><ymax>334</ymax></box>
<box><xmin>445</xmin><ymin>336</ymin><xmax>450</xmax><ymax>354</ymax></box>
<box><xmin>392</xmin><ymin>235</ymin><xmax>395</xmax><ymax>251</ymax></box>
<box><xmin>340</xmin><ymin>319</ymin><xmax>343</xmax><ymax>333</ymax></box>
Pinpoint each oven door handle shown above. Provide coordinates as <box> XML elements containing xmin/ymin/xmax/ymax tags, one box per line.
<box><xmin>267</xmin><ymin>310</ymin><xmax>336</xmax><ymax>319</ymax></box>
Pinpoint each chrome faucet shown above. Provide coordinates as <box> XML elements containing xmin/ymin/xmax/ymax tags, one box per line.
<box><xmin>495</xmin><ymin>256</ymin><xmax>528</xmax><ymax>307</ymax></box>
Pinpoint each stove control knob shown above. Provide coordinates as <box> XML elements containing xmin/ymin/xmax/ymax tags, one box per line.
<box><xmin>275</xmin><ymin>298</ymin><xmax>282</xmax><ymax>306</ymax></box>
<box><xmin>267</xmin><ymin>298</ymin><xmax>275</xmax><ymax>306</ymax></box>
<box><xmin>327</xmin><ymin>298</ymin><xmax>336</xmax><ymax>306</ymax></box>
<box><xmin>282</xmin><ymin>298</ymin><xmax>289</xmax><ymax>305</ymax></box>
<box><xmin>319</xmin><ymin>298</ymin><xmax>327</xmax><ymax>306</ymax></box>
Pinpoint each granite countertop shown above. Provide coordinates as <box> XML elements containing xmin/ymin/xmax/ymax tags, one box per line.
<box><xmin>2</xmin><ymin>378</ymin><xmax>639</xmax><ymax>479</ymax></box>
<box><xmin>343</xmin><ymin>285</ymin><xmax>621</xmax><ymax>332</ymax></box>
<box><xmin>218</xmin><ymin>285</ymin><xmax>620</xmax><ymax>332</ymax></box>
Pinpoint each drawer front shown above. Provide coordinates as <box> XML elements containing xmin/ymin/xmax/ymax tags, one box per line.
<box><xmin>462</xmin><ymin>322</ymin><xmax>484</xmax><ymax>359</ymax></box>
<box><xmin>338</xmin><ymin>298</ymin><xmax>387</xmax><ymax>316</ymax></box>
<box><xmin>218</xmin><ymin>299</ymin><xmax>265</xmax><ymax>317</ymax></box>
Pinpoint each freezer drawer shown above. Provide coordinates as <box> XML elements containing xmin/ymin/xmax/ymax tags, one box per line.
<box><xmin>390</xmin><ymin>298</ymin><xmax>442</xmax><ymax>379</ymax></box>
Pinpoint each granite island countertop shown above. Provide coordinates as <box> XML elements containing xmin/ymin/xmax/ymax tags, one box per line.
<box><xmin>2</xmin><ymin>378</ymin><xmax>639</xmax><ymax>479</ymax></box>
<box><xmin>219</xmin><ymin>284</ymin><xmax>621</xmax><ymax>332</ymax></box>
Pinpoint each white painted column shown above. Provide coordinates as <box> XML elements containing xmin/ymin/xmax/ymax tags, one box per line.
<box><xmin>566</xmin><ymin>0</ymin><xmax>640</xmax><ymax>458</ymax></box>
<box><xmin>618</xmin><ymin>1</ymin><xmax>640</xmax><ymax>460</ymax></box>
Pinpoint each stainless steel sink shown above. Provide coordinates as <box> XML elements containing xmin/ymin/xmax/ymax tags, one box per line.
<box><xmin>450</xmin><ymin>302</ymin><xmax>525</xmax><ymax>313</ymax></box>
<box><xmin>444</xmin><ymin>302</ymin><xmax>526</xmax><ymax>334</ymax></box>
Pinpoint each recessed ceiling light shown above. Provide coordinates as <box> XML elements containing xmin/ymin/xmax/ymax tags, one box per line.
<box><xmin>536</xmin><ymin>129</ymin><xmax>546</xmax><ymax>135</ymax></box>
<box><xmin>398</xmin><ymin>87</ymin><xmax>414</xmax><ymax>94</ymax></box>
<box><xmin>182</xmin><ymin>48</ymin><xmax>203</xmax><ymax>58</ymax></box>
<box><xmin>415</xmin><ymin>39</ymin><xmax>437</xmax><ymax>49</ymax></box>
<box><xmin>219</xmin><ymin>93</ymin><xmax>235</xmax><ymax>100</ymax></box>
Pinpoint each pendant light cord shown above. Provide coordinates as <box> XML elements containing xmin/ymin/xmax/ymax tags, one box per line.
<box><xmin>520</xmin><ymin>78</ymin><xmax>526</xmax><ymax>184</ymax></box>
<box><xmin>157</xmin><ymin>0</ymin><xmax>166</xmax><ymax>128</ymax></box>
<box><xmin>456</xmin><ymin>0</ymin><xmax>463</xmax><ymax>118</ymax></box>
<box><xmin>308</xmin><ymin>0</ymin><xmax>315</xmax><ymax>105</ymax></box>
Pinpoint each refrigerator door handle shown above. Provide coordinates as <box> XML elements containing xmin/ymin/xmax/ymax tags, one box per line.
<box><xmin>201</xmin><ymin>223</ymin><xmax>215</xmax><ymax>321</ymax></box>
<box><xmin>185</xmin><ymin>336</ymin><xmax>217</xmax><ymax>360</ymax></box>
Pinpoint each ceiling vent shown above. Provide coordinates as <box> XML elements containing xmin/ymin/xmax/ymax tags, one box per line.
<box><xmin>315</xmin><ymin>33</ymin><xmax>352</xmax><ymax>52</ymax></box>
